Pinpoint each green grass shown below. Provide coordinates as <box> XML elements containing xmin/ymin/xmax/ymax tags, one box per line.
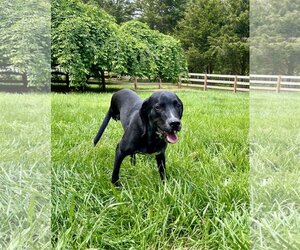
<box><xmin>0</xmin><ymin>93</ymin><xmax>51</xmax><ymax>249</ymax></box>
<box><xmin>51</xmin><ymin>89</ymin><xmax>250</xmax><ymax>249</ymax></box>
<box><xmin>250</xmin><ymin>92</ymin><xmax>300</xmax><ymax>249</ymax></box>
<box><xmin>2</xmin><ymin>89</ymin><xmax>298</xmax><ymax>249</ymax></box>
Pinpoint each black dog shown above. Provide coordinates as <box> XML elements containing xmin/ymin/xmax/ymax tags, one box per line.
<box><xmin>94</xmin><ymin>89</ymin><xmax>183</xmax><ymax>186</ymax></box>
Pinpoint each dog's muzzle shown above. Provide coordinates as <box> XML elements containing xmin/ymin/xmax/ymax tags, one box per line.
<box><xmin>158</xmin><ymin>119</ymin><xmax>181</xmax><ymax>144</ymax></box>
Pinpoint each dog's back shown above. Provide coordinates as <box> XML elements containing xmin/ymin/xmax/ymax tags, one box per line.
<box><xmin>94</xmin><ymin>89</ymin><xmax>142</xmax><ymax>146</ymax></box>
<box><xmin>110</xmin><ymin>89</ymin><xmax>142</xmax><ymax>127</ymax></box>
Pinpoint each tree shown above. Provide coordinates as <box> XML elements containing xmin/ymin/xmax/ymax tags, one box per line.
<box><xmin>208</xmin><ymin>0</ymin><xmax>249</xmax><ymax>74</ymax></box>
<box><xmin>52</xmin><ymin>1</ymin><xmax>187</xmax><ymax>88</ymax></box>
<box><xmin>83</xmin><ymin>0</ymin><xmax>136</xmax><ymax>24</ymax></box>
<box><xmin>176</xmin><ymin>0</ymin><xmax>226</xmax><ymax>73</ymax></box>
<box><xmin>135</xmin><ymin>0</ymin><xmax>187</xmax><ymax>34</ymax></box>
<box><xmin>52</xmin><ymin>0</ymin><xmax>125</xmax><ymax>88</ymax></box>
<box><xmin>122</xmin><ymin>21</ymin><xmax>187</xmax><ymax>81</ymax></box>
<box><xmin>251</xmin><ymin>0</ymin><xmax>300</xmax><ymax>75</ymax></box>
<box><xmin>0</xmin><ymin>0</ymin><xmax>51</xmax><ymax>87</ymax></box>
<box><xmin>176</xmin><ymin>0</ymin><xmax>249</xmax><ymax>74</ymax></box>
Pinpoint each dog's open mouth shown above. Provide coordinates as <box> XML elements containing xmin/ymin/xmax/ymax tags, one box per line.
<box><xmin>158</xmin><ymin>129</ymin><xmax>179</xmax><ymax>144</ymax></box>
<box><xmin>165</xmin><ymin>131</ymin><xmax>178</xmax><ymax>144</ymax></box>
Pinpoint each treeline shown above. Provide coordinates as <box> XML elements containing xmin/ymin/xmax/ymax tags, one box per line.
<box><xmin>1</xmin><ymin>0</ymin><xmax>298</xmax><ymax>89</ymax></box>
<box><xmin>0</xmin><ymin>0</ymin><xmax>51</xmax><ymax>87</ymax></box>
<box><xmin>52</xmin><ymin>0</ymin><xmax>187</xmax><ymax>88</ymax></box>
<box><xmin>251</xmin><ymin>0</ymin><xmax>300</xmax><ymax>75</ymax></box>
<box><xmin>87</xmin><ymin>0</ymin><xmax>249</xmax><ymax>75</ymax></box>
<box><xmin>88</xmin><ymin>0</ymin><xmax>300</xmax><ymax>76</ymax></box>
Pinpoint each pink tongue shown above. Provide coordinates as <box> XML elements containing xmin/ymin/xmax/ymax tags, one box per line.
<box><xmin>166</xmin><ymin>133</ymin><xmax>178</xmax><ymax>144</ymax></box>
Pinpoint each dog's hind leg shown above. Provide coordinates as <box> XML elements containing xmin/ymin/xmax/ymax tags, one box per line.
<box><xmin>111</xmin><ymin>144</ymin><xmax>128</xmax><ymax>186</ymax></box>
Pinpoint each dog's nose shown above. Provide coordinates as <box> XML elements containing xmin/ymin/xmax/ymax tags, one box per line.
<box><xmin>169</xmin><ymin>120</ymin><xmax>181</xmax><ymax>130</ymax></box>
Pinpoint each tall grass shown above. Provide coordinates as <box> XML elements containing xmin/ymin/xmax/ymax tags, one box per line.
<box><xmin>250</xmin><ymin>92</ymin><xmax>300</xmax><ymax>249</ymax></box>
<box><xmin>51</xmin><ymin>90</ymin><xmax>249</xmax><ymax>249</ymax></box>
<box><xmin>0</xmin><ymin>93</ymin><xmax>51</xmax><ymax>249</ymax></box>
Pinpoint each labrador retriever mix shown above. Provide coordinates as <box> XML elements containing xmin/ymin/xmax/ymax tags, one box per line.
<box><xmin>94</xmin><ymin>89</ymin><xmax>183</xmax><ymax>186</ymax></box>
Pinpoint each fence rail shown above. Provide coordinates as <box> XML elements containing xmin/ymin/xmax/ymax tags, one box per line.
<box><xmin>0</xmin><ymin>65</ymin><xmax>28</xmax><ymax>87</ymax></box>
<box><xmin>180</xmin><ymin>73</ymin><xmax>249</xmax><ymax>92</ymax></box>
<box><xmin>250</xmin><ymin>75</ymin><xmax>300</xmax><ymax>93</ymax></box>
<box><xmin>2</xmin><ymin>65</ymin><xmax>300</xmax><ymax>94</ymax></box>
<box><xmin>49</xmin><ymin>66</ymin><xmax>300</xmax><ymax>93</ymax></box>
<box><xmin>180</xmin><ymin>73</ymin><xmax>300</xmax><ymax>93</ymax></box>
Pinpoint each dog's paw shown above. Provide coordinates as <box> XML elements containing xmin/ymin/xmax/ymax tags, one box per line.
<box><xmin>111</xmin><ymin>179</ymin><xmax>122</xmax><ymax>188</ymax></box>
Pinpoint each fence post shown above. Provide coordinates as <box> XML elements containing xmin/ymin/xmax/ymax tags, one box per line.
<box><xmin>22</xmin><ymin>72</ymin><xmax>28</xmax><ymax>87</ymax></box>
<box><xmin>276</xmin><ymin>75</ymin><xmax>281</xmax><ymax>93</ymax></box>
<box><xmin>233</xmin><ymin>75</ymin><xmax>237</xmax><ymax>93</ymax></box>
<box><xmin>158</xmin><ymin>78</ymin><xmax>162</xmax><ymax>89</ymax></box>
<box><xmin>134</xmin><ymin>77</ymin><xmax>138</xmax><ymax>89</ymax></box>
<box><xmin>178</xmin><ymin>76</ymin><xmax>182</xmax><ymax>88</ymax></box>
<box><xmin>204</xmin><ymin>74</ymin><xmax>208</xmax><ymax>91</ymax></box>
<box><xmin>66</xmin><ymin>73</ymin><xmax>70</xmax><ymax>89</ymax></box>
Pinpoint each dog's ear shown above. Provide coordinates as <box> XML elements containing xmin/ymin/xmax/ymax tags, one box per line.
<box><xmin>140</xmin><ymin>98</ymin><xmax>150</xmax><ymax>122</ymax></box>
<box><xmin>177</xmin><ymin>96</ymin><xmax>184</xmax><ymax>119</ymax></box>
<box><xmin>139</xmin><ymin>99</ymin><xmax>150</xmax><ymax>135</ymax></box>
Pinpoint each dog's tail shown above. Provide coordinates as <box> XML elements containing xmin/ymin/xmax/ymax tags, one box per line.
<box><xmin>93</xmin><ymin>109</ymin><xmax>112</xmax><ymax>146</ymax></box>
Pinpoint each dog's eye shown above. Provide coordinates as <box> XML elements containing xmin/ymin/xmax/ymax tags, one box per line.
<box><xmin>154</xmin><ymin>105</ymin><xmax>161</xmax><ymax>112</ymax></box>
<box><xmin>174</xmin><ymin>100</ymin><xmax>181</xmax><ymax>108</ymax></box>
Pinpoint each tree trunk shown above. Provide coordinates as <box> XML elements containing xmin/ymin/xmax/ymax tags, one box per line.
<box><xmin>66</xmin><ymin>73</ymin><xmax>70</xmax><ymax>91</ymax></box>
<box><xmin>100</xmin><ymin>69</ymin><xmax>105</xmax><ymax>91</ymax></box>
<box><xmin>287</xmin><ymin>57</ymin><xmax>295</xmax><ymax>75</ymax></box>
<box><xmin>22</xmin><ymin>72</ymin><xmax>28</xmax><ymax>87</ymax></box>
<box><xmin>207</xmin><ymin>64</ymin><xmax>213</xmax><ymax>74</ymax></box>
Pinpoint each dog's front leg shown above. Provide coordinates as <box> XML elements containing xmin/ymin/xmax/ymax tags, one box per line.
<box><xmin>156</xmin><ymin>152</ymin><xmax>166</xmax><ymax>182</ymax></box>
<box><xmin>112</xmin><ymin>144</ymin><xmax>127</xmax><ymax>186</ymax></box>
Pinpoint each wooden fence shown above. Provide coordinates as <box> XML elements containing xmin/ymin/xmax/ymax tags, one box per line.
<box><xmin>180</xmin><ymin>73</ymin><xmax>300</xmax><ymax>93</ymax></box>
<box><xmin>180</xmin><ymin>73</ymin><xmax>249</xmax><ymax>92</ymax></box>
<box><xmin>51</xmin><ymin>67</ymin><xmax>173</xmax><ymax>90</ymax></box>
<box><xmin>0</xmin><ymin>66</ymin><xmax>28</xmax><ymax>87</ymax></box>
<box><xmin>2</xmin><ymin>66</ymin><xmax>300</xmax><ymax>94</ymax></box>
<box><xmin>250</xmin><ymin>75</ymin><xmax>300</xmax><ymax>93</ymax></box>
<box><xmin>51</xmin><ymin>68</ymin><xmax>70</xmax><ymax>87</ymax></box>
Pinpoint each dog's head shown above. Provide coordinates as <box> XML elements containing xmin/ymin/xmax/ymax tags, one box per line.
<box><xmin>140</xmin><ymin>91</ymin><xmax>183</xmax><ymax>144</ymax></box>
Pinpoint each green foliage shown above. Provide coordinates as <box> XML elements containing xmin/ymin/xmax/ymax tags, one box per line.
<box><xmin>0</xmin><ymin>0</ymin><xmax>50</xmax><ymax>87</ymax></box>
<box><xmin>176</xmin><ymin>0</ymin><xmax>249</xmax><ymax>74</ymax></box>
<box><xmin>52</xmin><ymin>1</ymin><xmax>187</xmax><ymax>87</ymax></box>
<box><xmin>117</xmin><ymin>22</ymin><xmax>156</xmax><ymax>78</ymax></box>
<box><xmin>157</xmin><ymin>35</ymin><xmax>188</xmax><ymax>81</ymax></box>
<box><xmin>122</xmin><ymin>21</ymin><xmax>188</xmax><ymax>81</ymax></box>
<box><xmin>135</xmin><ymin>0</ymin><xmax>187</xmax><ymax>34</ymax></box>
<box><xmin>251</xmin><ymin>0</ymin><xmax>300</xmax><ymax>75</ymax></box>
<box><xmin>83</xmin><ymin>0</ymin><xmax>136</xmax><ymax>24</ymax></box>
<box><xmin>52</xmin><ymin>0</ymin><xmax>123</xmax><ymax>87</ymax></box>
<box><xmin>208</xmin><ymin>0</ymin><xmax>249</xmax><ymax>75</ymax></box>
<box><xmin>70</xmin><ymin>0</ymin><xmax>251</xmax><ymax>76</ymax></box>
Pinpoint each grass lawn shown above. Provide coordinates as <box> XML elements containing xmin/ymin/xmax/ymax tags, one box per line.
<box><xmin>250</xmin><ymin>92</ymin><xmax>300</xmax><ymax>249</ymax></box>
<box><xmin>51</xmin><ymin>89</ymin><xmax>249</xmax><ymax>249</ymax></box>
<box><xmin>0</xmin><ymin>93</ymin><xmax>51</xmax><ymax>249</ymax></box>
<box><xmin>1</xmin><ymin>88</ymin><xmax>299</xmax><ymax>249</ymax></box>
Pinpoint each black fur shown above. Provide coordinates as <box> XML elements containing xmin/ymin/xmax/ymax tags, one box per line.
<box><xmin>94</xmin><ymin>89</ymin><xmax>183</xmax><ymax>186</ymax></box>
